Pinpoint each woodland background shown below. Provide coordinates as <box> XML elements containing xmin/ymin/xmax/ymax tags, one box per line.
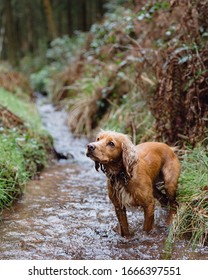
<box><xmin>0</xmin><ymin>0</ymin><xmax>106</xmax><ymax>66</ymax></box>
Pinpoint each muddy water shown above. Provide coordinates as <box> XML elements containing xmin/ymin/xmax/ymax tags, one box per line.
<box><xmin>0</xmin><ymin>97</ymin><xmax>207</xmax><ymax>260</ymax></box>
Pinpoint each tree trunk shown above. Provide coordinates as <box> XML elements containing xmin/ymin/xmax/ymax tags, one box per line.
<box><xmin>4</xmin><ymin>0</ymin><xmax>18</xmax><ymax>66</ymax></box>
<box><xmin>43</xmin><ymin>0</ymin><xmax>58</xmax><ymax>40</ymax></box>
<box><xmin>81</xmin><ymin>0</ymin><xmax>88</xmax><ymax>31</ymax></box>
<box><xmin>67</xmin><ymin>0</ymin><xmax>73</xmax><ymax>35</ymax></box>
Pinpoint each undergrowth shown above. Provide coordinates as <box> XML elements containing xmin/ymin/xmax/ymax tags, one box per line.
<box><xmin>0</xmin><ymin>87</ymin><xmax>52</xmax><ymax>209</ymax></box>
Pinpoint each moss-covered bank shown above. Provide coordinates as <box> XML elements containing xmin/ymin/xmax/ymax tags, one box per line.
<box><xmin>0</xmin><ymin>87</ymin><xmax>52</xmax><ymax>209</ymax></box>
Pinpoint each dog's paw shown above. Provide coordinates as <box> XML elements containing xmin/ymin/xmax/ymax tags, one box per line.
<box><xmin>113</xmin><ymin>224</ymin><xmax>132</xmax><ymax>238</ymax></box>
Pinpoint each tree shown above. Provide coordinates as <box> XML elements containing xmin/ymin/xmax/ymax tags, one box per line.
<box><xmin>43</xmin><ymin>0</ymin><xmax>58</xmax><ymax>40</ymax></box>
<box><xmin>3</xmin><ymin>0</ymin><xmax>18</xmax><ymax>66</ymax></box>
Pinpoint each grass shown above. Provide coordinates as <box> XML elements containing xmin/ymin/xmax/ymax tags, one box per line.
<box><xmin>0</xmin><ymin>87</ymin><xmax>52</xmax><ymax>209</ymax></box>
<box><xmin>0</xmin><ymin>87</ymin><xmax>42</xmax><ymax>130</ymax></box>
<box><xmin>0</xmin><ymin>133</ymin><xmax>28</xmax><ymax>209</ymax></box>
<box><xmin>178</xmin><ymin>147</ymin><xmax>208</xmax><ymax>202</ymax></box>
<box><xmin>67</xmin><ymin>74</ymin><xmax>111</xmax><ymax>135</ymax></box>
<box><xmin>165</xmin><ymin>146</ymin><xmax>208</xmax><ymax>255</ymax></box>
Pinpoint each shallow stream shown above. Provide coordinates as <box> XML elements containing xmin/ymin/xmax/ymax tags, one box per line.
<box><xmin>0</xmin><ymin>97</ymin><xmax>207</xmax><ymax>260</ymax></box>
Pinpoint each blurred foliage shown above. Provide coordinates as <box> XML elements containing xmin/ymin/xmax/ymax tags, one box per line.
<box><xmin>46</xmin><ymin>34</ymin><xmax>86</xmax><ymax>67</ymax></box>
<box><xmin>30</xmin><ymin>34</ymin><xmax>86</xmax><ymax>94</ymax></box>
<box><xmin>137</xmin><ymin>1</ymin><xmax>170</xmax><ymax>20</ymax></box>
<box><xmin>0</xmin><ymin>62</ymin><xmax>33</xmax><ymax>98</ymax></box>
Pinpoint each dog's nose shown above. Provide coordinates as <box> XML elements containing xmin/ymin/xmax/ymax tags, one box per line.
<box><xmin>87</xmin><ymin>143</ymin><xmax>96</xmax><ymax>152</ymax></box>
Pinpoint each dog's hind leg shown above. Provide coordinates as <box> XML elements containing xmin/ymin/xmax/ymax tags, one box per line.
<box><xmin>153</xmin><ymin>186</ymin><xmax>168</xmax><ymax>207</ymax></box>
<box><xmin>153</xmin><ymin>173</ymin><xmax>169</xmax><ymax>207</ymax></box>
<box><xmin>162</xmin><ymin>158</ymin><xmax>180</xmax><ymax>224</ymax></box>
<box><xmin>143</xmin><ymin>198</ymin><xmax>155</xmax><ymax>232</ymax></box>
<box><xmin>165</xmin><ymin>190</ymin><xmax>179</xmax><ymax>225</ymax></box>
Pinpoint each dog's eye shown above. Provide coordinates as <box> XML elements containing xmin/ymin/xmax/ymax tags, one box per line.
<box><xmin>108</xmin><ymin>141</ymin><xmax>115</xmax><ymax>147</ymax></box>
<box><xmin>96</xmin><ymin>137</ymin><xmax>99</xmax><ymax>141</ymax></box>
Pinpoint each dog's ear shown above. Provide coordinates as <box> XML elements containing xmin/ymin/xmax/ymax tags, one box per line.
<box><xmin>96</xmin><ymin>128</ymin><xmax>104</xmax><ymax>139</ymax></box>
<box><xmin>95</xmin><ymin>161</ymin><xmax>100</xmax><ymax>172</ymax></box>
<box><xmin>122</xmin><ymin>137</ymin><xmax>136</xmax><ymax>177</ymax></box>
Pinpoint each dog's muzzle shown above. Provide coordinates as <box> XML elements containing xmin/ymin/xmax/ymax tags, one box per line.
<box><xmin>86</xmin><ymin>143</ymin><xmax>96</xmax><ymax>157</ymax></box>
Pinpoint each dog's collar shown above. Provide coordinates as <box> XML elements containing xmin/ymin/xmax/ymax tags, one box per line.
<box><xmin>95</xmin><ymin>161</ymin><xmax>130</xmax><ymax>186</ymax></box>
<box><xmin>114</xmin><ymin>171</ymin><xmax>129</xmax><ymax>186</ymax></box>
<box><xmin>106</xmin><ymin>169</ymin><xmax>129</xmax><ymax>187</ymax></box>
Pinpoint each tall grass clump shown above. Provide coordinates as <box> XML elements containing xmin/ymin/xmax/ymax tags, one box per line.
<box><xmin>0</xmin><ymin>133</ymin><xmax>28</xmax><ymax>209</ymax></box>
<box><xmin>0</xmin><ymin>128</ymin><xmax>51</xmax><ymax>209</ymax></box>
<box><xmin>170</xmin><ymin>146</ymin><xmax>208</xmax><ymax>247</ymax></box>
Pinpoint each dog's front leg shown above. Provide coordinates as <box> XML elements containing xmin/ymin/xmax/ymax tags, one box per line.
<box><xmin>114</xmin><ymin>205</ymin><xmax>130</xmax><ymax>237</ymax></box>
<box><xmin>107</xmin><ymin>182</ymin><xmax>130</xmax><ymax>237</ymax></box>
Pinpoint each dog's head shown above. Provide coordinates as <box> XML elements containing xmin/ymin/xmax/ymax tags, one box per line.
<box><xmin>86</xmin><ymin>130</ymin><xmax>136</xmax><ymax>176</ymax></box>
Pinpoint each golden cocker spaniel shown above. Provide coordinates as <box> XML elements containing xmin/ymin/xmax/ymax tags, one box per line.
<box><xmin>86</xmin><ymin>130</ymin><xmax>180</xmax><ymax>237</ymax></box>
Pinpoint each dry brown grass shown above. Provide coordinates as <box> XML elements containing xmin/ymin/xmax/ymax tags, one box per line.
<box><xmin>0</xmin><ymin>104</ymin><xmax>26</xmax><ymax>130</ymax></box>
<box><xmin>151</xmin><ymin>45</ymin><xmax>208</xmax><ymax>146</ymax></box>
<box><xmin>0</xmin><ymin>64</ymin><xmax>33</xmax><ymax>98</ymax></box>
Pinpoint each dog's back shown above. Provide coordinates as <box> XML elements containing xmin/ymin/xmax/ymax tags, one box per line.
<box><xmin>136</xmin><ymin>142</ymin><xmax>180</xmax><ymax>180</ymax></box>
<box><xmin>135</xmin><ymin>142</ymin><xmax>180</xmax><ymax>221</ymax></box>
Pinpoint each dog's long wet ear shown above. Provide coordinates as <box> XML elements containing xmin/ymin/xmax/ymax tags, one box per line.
<box><xmin>95</xmin><ymin>161</ymin><xmax>100</xmax><ymax>172</ymax></box>
<box><xmin>122</xmin><ymin>137</ymin><xmax>136</xmax><ymax>177</ymax></box>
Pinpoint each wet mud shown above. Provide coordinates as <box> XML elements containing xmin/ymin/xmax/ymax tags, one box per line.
<box><xmin>0</xmin><ymin>97</ymin><xmax>207</xmax><ymax>260</ymax></box>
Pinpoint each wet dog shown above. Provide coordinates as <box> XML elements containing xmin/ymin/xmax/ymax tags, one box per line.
<box><xmin>86</xmin><ymin>130</ymin><xmax>180</xmax><ymax>237</ymax></box>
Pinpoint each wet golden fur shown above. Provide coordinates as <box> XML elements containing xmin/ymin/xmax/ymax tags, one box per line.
<box><xmin>86</xmin><ymin>130</ymin><xmax>180</xmax><ymax>237</ymax></box>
